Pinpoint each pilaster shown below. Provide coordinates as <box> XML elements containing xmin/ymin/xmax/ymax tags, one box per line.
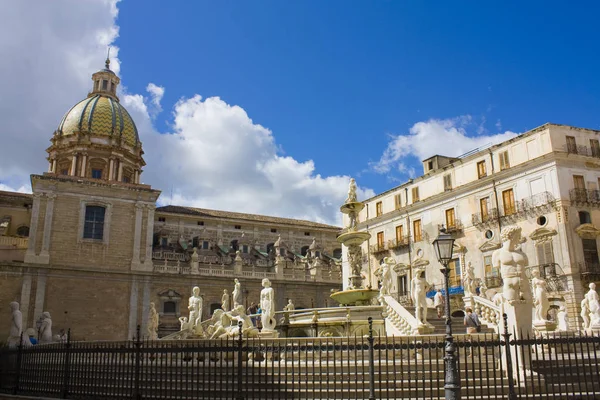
<box><xmin>142</xmin><ymin>205</ymin><xmax>155</xmax><ymax>270</ymax></box>
<box><xmin>131</xmin><ymin>202</ymin><xmax>144</xmax><ymax>270</ymax></box>
<box><xmin>38</xmin><ymin>193</ymin><xmax>56</xmax><ymax>264</ymax></box>
<box><xmin>20</xmin><ymin>274</ymin><xmax>32</xmax><ymax>330</ymax></box>
<box><xmin>24</xmin><ymin>193</ymin><xmax>43</xmax><ymax>263</ymax></box>
<box><xmin>32</xmin><ymin>271</ymin><xmax>47</xmax><ymax>325</ymax></box>
<box><xmin>128</xmin><ymin>278</ymin><xmax>139</xmax><ymax>340</ymax></box>
<box><xmin>80</xmin><ymin>152</ymin><xmax>88</xmax><ymax>177</ymax></box>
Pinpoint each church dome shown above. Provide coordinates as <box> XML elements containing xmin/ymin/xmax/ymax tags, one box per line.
<box><xmin>57</xmin><ymin>94</ymin><xmax>140</xmax><ymax>147</ymax></box>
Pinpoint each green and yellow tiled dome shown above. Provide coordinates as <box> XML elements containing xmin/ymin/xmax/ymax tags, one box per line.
<box><xmin>57</xmin><ymin>95</ymin><xmax>140</xmax><ymax>147</ymax></box>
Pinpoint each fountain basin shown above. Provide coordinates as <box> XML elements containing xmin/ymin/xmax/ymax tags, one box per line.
<box><xmin>337</xmin><ymin>231</ymin><xmax>371</xmax><ymax>246</ymax></box>
<box><xmin>330</xmin><ymin>288</ymin><xmax>380</xmax><ymax>306</ymax></box>
<box><xmin>340</xmin><ymin>202</ymin><xmax>365</xmax><ymax>215</ymax></box>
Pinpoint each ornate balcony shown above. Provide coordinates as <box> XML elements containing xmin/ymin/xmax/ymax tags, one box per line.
<box><xmin>370</xmin><ymin>243</ymin><xmax>389</xmax><ymax>255</ymax></box>
<box><xmin>388</xmin><ymin>236</ymin><xmax>410</xmax><ymax>250</ymax></box>
<box><xmin>570</xmin><ymin>189</ymin><xmax>600</xmax><ymax>206</ymax></box>
<box><xmin>471</xmin><ymin>208</ymin><xmax>499</xmax><ymax>227</ymax></box>
<box><xmin>484</xmin><ymin>276</ymin><xmax>503</xmax><ymax>289</ymax></box>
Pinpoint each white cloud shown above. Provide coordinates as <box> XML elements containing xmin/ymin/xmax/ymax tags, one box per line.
<box><xmin>145</xmin><ymin>83</ymin><xmax>164</xmax><ymax>116</ymax></box>
<box><xmin>371</xmin><ymin>116</ymin><xmax>518</xmax><ymax>175</ymax></box>
<box><xmin>0</xmin><ymin>0</ymin><xmax>370</xmax><ymax>225</ymax></box>
<box><xmin>0</xmin><ymin>0</ymin><xmax>121</xmax><ymax>190</ymax></box>
<box><xmin>124</xmin><ymin>94</ymin><xmax>373</xmax><ymax>225</ymax></box>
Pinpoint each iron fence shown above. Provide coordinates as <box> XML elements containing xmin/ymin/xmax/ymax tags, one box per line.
<box><xmin>1</xmin><ymin>320</ymin><xmax>600</xmax><ymax>400</ymax></box>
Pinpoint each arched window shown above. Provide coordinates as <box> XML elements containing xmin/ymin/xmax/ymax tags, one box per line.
<box><xmin>579</xmin><ymin>211</ymin><xmax>591</xmax><ymax>224</ymax></box>
<box><xmin>333</xmin><ymin>248</ymin><xmax>342</xmax><ymax>259</ymax></box>
<box><xmin>16</xmin><ymin>226</ymin><xmax>29</xmax><ymax>237</ymax></box>
<box><xmin>301</xmin><ymin>246</ymin><xmax>309</xmax><ymax>256</ymax></box>
<box><xmin>83</xmin><ymin>206</ymin><xmax>105</xmax><ymax>240</ymax></box>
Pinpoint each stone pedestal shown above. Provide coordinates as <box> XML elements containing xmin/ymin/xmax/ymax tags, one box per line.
<box><xmin>587</xmin><ymin>323</ymin><xmax>600</xmax><ymax>335</ymax></box>
<box><xmin>415</xmin><ymin>323</ymin><xmax>435</xmax><ymax>335</ymax></box>
<box><xmin>258</xmin><ymin>330</ymin><xmax>280</xmax><ymax>339</ymax></box>
<box><xmin>502</xmin><ymin>301</ymin><xmax>533</xmax><ymax>379</ymax></box>
<box><xmin>533</xmin><ymin>320</ymin><xmax>557</xmax><ymax>333</ymax></box>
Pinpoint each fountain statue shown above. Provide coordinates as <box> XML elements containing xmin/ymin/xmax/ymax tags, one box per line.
<box><xmin>531</xmin><ymin>269</ymin><xmax>556</xmax><ymax>331</ymax></box>
<box><xmin>232</xmin><ymin>279</ymin><xmax>242</xmax><ymax>307</ymax></box>
<box><xmin>147</xmin><ymin>303</ymin><xmax>159</xmax><ymax>340</ymax></box>
<box><xmin>330</xmin><ymin>178</ymin><xmax>379</xmax><ymax>306</ymax></box>
<box><xmin>411</xmin><ymin>269</ymin><xmax>431</xmax><ymax>325</ymax></box>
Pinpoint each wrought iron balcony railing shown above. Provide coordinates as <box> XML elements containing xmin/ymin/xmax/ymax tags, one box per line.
<box><xmin>570</xmin><ymin>188</ymin><xmax>600</xmax><ymax>205</ymax></box>
<box><xmin>526</xmin><ymin>263</ymin><xmax>569</xmax><ymax>293</ymax></box>
<box><xmin>472</xmin><ymin>208</ymin><xmax>499</xmax><ymax>226</ymax></box>
<box><xmin>438</xmin><ymin>220</ymin><xmax>463</xmax><ymax>234</ymax></box>
<box><xmin>501</xmin><ymin>192</ymin><xmax>556</xmax><ymax>219</ymax></box>
<box><xmin>388</xmin><ymin>236</ymin><xmax>410</xmax><ymax>250</ymax></box>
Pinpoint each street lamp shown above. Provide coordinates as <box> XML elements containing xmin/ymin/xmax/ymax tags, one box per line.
<box><xmin>432</xmin><ymin>226</ymin><xmax>460</xmax><ymax>400</ymax></box>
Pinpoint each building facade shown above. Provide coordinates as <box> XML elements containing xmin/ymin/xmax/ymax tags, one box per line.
<box><xmin>347</xmin><ymin>123</ymin><xmax>600</xmax><ymax>329</ymax></box>
<box><xmin>0</xmin><ymin>60</ymin><xmax>341</xmax><ymax>341</ymax></box>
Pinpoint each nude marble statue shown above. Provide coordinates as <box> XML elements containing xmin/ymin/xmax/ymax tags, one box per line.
<box><xmin>492</xmin><ymin>226</ymin><xmax>530</xmax><ymax>305</ymax></box>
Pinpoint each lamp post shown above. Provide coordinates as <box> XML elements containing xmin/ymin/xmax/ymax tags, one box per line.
<box><xmin>432</xmin><ymin>227</ymin><xmax>460</xmax><ymax>400</ymax></box>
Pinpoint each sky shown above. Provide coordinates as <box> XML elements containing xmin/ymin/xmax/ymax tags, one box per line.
<box><xmin>0</xmin><ymin>1</ymin><xmax>599</xmax><ymax>225</ymax></box>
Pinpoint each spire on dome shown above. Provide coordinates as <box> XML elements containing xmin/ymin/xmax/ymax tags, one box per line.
<box><xmin>105</xmin><ymin>47</ymin><xmax>111</xmax><ymax>70</ymax></box>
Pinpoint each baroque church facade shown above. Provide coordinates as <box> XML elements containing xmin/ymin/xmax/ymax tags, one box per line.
<box><xmin>0</xmin><ymin>59</ymin><xmax>342</xmax><ymax>341</ymax></box>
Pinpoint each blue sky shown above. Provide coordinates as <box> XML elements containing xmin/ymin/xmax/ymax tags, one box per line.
<box><xmin>0</xmin><ymin>1</ymin><xmax>598</xmax><ymax>224</ymax></box>
<box><xmin>116</xmin><ymin>0</ymin><xmax>600</xmax><ymax>190</ymax></box>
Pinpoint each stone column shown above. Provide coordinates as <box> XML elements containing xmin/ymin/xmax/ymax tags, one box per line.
<box><xmin>51</xmin><ymin>159</ymin><xmax>57</xmax><ymax>173</ymax></box>
<box><xmin>134</xmin><ymin>169</ymin><xmax>139</xmax><ymax>184</ymax></box>
<box><xmin>20</xmin><ymin>274</ymin><xmax>32</xmax><ymax>329</ymax></box>
<box><xmin>108</xmin><ymin>158</ymin><xmax>115</xmax><ymax>181</ymax></box>
<box><xmin>143</xmin><ymin>205</ymin><xmax>156</xmax><ymax>270</ymax></box>
<box><xmin>48</xmin><ymin>160</ymin><xmax>53</xmax><ymax>173</ymax></box>
<box><xmin>32</xmin><ymin>271</ymin><xmax>47</xmax><ymax>325</ymax></box>
<box><xmin>131</xmin><ymin>202</ymin><xmax>144</xmax><ymax>270</ymax></box>
<box><xmin>24</xmin><ymin>193</ymin><xmax>43</xmax><ymax>262</ymax></box>
<box><xmin>80</xmin><ymin>153</ymin><xmax>87</xmax><ymax>177</ymax></box>
<box><xmin>117</xmin><ymin>159</ymin><xmax>124</xmax><ymax>182</ymax></box>
<box><xmin>70</xmin><ymin>153</ymin><xmax>78</xmax><ymax>176</ymax></box>
<box><xmin>128</xmin><ymin>278</ymin><xmax>139</xmax><ymax>340</ymax></box>
<box><xmin>39</xmin><ymin>193</ymin><xmax>56</xmax><ymax>263</ymax></box>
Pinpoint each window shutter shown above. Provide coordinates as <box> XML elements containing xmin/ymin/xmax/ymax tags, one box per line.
<box><xmin>544</xmin><ymin>241</ymin><xmax>554</xmax><ymax>264</ymax></box>
<box><xmin>394</xmin><ymin>194</ymin><xmax>401</xmax><ymax>209</ymax></box>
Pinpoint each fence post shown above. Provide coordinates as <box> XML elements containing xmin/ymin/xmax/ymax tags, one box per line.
<box><xmin>235</xmin><ymin>321</ymin><xmax>244</xmax><ymax>400</ymax></box>
<box><xmin>12</xmin><ymin>332</ymin><xmax>23</xmax><ymax>395</ymax></box>
<box><xmin>502</xmin><ymin>313</ymin><xmax>517</xmax><ymax>400</ymax></box>
<box><xmin>61</xmin><ymin>329</ymin><xmax>72</xmax><ymax>398</ymax></box>
<box><xmin>133</xmin><ymin>325</ymin><xmax>142</xmax><ymax>400</ymax></box>
<box><xmin>367</xmin><ymin>317</ymin><xmax>376</xmax><ymax>400</ymax></box>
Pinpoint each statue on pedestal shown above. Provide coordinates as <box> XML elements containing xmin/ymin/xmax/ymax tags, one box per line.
<box><xmin>411</xmin><ymin>270</ymin><xmax>430</xmax><ymax>325</ymax></box>
<box><xmin>39</xmin><ymin>312</ymin><xmax>53</xmax><ymax>344</ymax></box>
<box><xmin>147</xmin><ymin>302</ymin><xmax>159</xmax><ymax>340</ymax></box>
<box><xmin>556</xmin><ymin>306</ymin><xmax>569</xmax><ymax>332</ymax></box>
<box><xmin>7</xmin><ymin>302</ymin><xmax>25</xmax><ymax>348</ymax></box>
<box><xmin>492</xmin><ymin>226</ymin><xmax>530</xmax><ymax>305</ymax></box>
<box><xmin>260</xmin><ymin>278</ymin><xmax>276</xmax><ymax>331</ymax></box>
<box><xmin>531</xmin><ymin>269</ymin><xmax>550</xmax><ymax>322</ymax></box>
<box><xmin>188</xmin><ymin>286</ymin><xmax>203</xmax><ymax>332</ymax></box>
<box><xmin>379</xmin><ymin>257</ymin><xmax>395</xmax><ymax>295</ymax></box>
<box><xmin>585</xmin><ymin>283</ymin><xmax>600</xmax><ymax>328</ymax></box>
<box><xmin>222</xmin><ymin>289</ymin><xmax>230</xmax><ymax>311</ymax></box>
<box><xmin>463</xmin><ymin>262</ymin><xmax>477</xmax><ymax>296</ymax></box>
<box><xmin>232</xmin><ymin>279</ymin><xmax>242</xmax><ymax>307</ymax></box>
